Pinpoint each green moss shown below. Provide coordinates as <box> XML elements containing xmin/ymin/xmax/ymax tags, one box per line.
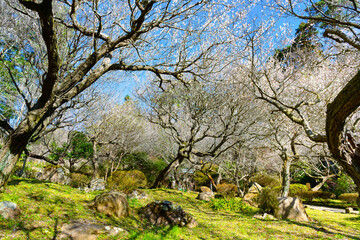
<box><xmin>0</xmin><ymin>178</ymin><xmax>359</xmax><ymax>239</ymax></box>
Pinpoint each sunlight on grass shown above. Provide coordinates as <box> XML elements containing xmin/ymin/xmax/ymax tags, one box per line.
<box><xmin>0</xmin><ymin>180</ymin><xmax>359</xmax><ymax>239</ymax></box>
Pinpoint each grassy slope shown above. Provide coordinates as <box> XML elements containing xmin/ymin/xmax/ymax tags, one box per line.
<box><xmin>0</xmin><ymin>177</ymin><xmax>359</xmax><ymax>240</ymax></box>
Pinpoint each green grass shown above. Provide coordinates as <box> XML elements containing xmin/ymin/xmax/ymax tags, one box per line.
<box><xmin>0</xmin><ymin>177</ymin><xmax>359</xmax><ymax>239</ymax></box>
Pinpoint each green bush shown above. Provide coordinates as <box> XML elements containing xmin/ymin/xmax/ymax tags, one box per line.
<box><xmin>216</xmin><ymin>183</ymin><xmax>238</xmax><ymax>198</ymax></box>
<box><xmin>193</xmin><ymin>163</ymin><xmax>219</xmax><ymax>187</ymax></box>
<box><xmin>251</xmin><ymin>174</ymin><xmax>280</xmax><ymax>189</ymax></box>
<box><xmin>273</xmin><ymin>184</ymin><xmax>308</xmax><ymax>197</ymax></box>
<box><xmin>255</xmin><ymin>187</ymin><xmax>279</xmax><ymax>214</ymax></box>
<box><xmin>209</xmin><ymin>198</ymin><xmax>255</xmax><ymax>214</ymax></box>
<box><xmin>334</xmin><ymin>173</ymin><xmax>356</xmax><ymax>196</ymax></box>
<box><xmin>70</xmin><ymin>173</ymin><xmax>89</xmax><ymax>188</ymax></box>
<box><xmin>107</xmin><ymin>170</ymin><xmax>147</xmax><ymax>194</ymax></box>
<box><xmin>338</xmin><ymin>193</ymin><xmax>359</xmax><ymax>204</ymax></box>
<box><xmin>120</xmin><ymin>153</ymin><xmax>167</xmax><ymax>186</ymax></box>
<box><xmin>300</xmin><ymin>191</ymin><xmax>335</xmax><ymax>201</ymax></box>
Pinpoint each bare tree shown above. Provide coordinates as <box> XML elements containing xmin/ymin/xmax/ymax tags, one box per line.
<box><xmin>140</xmin><ymin>72</ymin><xmax>260</xmax><ymax>187</ymax></box>
<box><xmin>0</xmin><ymin>0</ymin><xmax>251</xmax><ymax>187</ymax></box>
<box><xmin>257</xmin><ymin>0</ymin><xmax>360</xmax><ymax>206</ymax></box>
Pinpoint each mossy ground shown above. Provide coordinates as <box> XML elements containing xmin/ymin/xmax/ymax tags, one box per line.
<box><xmin>0</xmin><ymin>177</ymin><xmax>359</xmax><ymax>240</ymax></box>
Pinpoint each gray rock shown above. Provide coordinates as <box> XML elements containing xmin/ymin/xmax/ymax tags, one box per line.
<box><xmin>89</xmin><ymin>191</ymin><xmax>129</xmax><ymax>218</ymax></box>
<box><xmin>139</xmin><ymin>201</ymin><xmax>197</xmax><ymax>228</ymax></box>
<box><xmin>59</xmin><ymin>219</ymin><xmax>127</xmax><ymax>240</ymax></box>
<box><xmin>275</xmin><ymin>197</ymin><xmax>310</xmax><ymax>222</ymax></box>
<box><xmin>196</xmin><ymin>191</ymin><xmax>215</xmax><ymax>201</ymax></box>
<box><xmin>37</xmin><ymin>166</ymin><xmax>71</xmax><ymax>185</ymax></box>
<box><xmin>89</xmin><ymin>178</ymin><xmax>106</xmax><ymax>191</ymax></box>
<box><xmin>345</xmin><ymin>207</ymin><xmax>354</xmax><ymax>214</ymax></box>
<box><xmin>129</xmin><ymin>190</ymin><xmax>148</xmax><ymax>200</ymax></box>
<box><xmin>0</xmin><ymin>201</ymin><xmax>21</xmax><ymax>220</ymax></box>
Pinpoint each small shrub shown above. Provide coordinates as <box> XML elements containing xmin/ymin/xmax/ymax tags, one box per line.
<box><xmin>107</xmin><ymin>170</ymin><xmax>147</xmax><ymax>194</ymax></box>
<box><xmin>300</xmin><ymin>191</ymin><xmax>335</xmax><ymax>201</ymax></box>
<box><xmin>334</xmin><ymin>173</ymin><xmax>356</xmax><ymax>196</ymax></box>
<box><xmin>273</xmin><ymin>184</ymin><xmax>308</xmax><ymax>197</ymax></box>
<box><xmin>251</xmin><ymin>174</ymin><xmax>280</xmax><ymax>189</ymax></box>
<box><xmin>216</xmin><ymin>183</ymin><xmax>238</xmax><ymax>198</ymax></box>
<box><xmin>70</xmin><ymin>173</ymin><xmax>89</xmax><ymax>188</ymax></box>
<box><xmin>209</xmin><ymin>198</ymin><xmax>255</xmax><ymax>214</ymax></box>
<box><xmin>338</xmin><ymin>193</ymin><xmax>359</xmax><ymax>204</ymax></box>
<box><xmin>255</xmin><ymin>187</ymin><xmax>279</xmax><ymax>214</ymax></box>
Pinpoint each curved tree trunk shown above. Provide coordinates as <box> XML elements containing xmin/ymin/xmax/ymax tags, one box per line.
<box><xmin>310</xmin><ymin>174</ymin><xmax>336</xmax><ymax>192</ymax></box>
<box><xmin>326</xmin><ymin>70</ymin><xmax>360</xmax><ymax>207</ymax></box>
<box><xmin>151</xmin><ymin>156</ymin><xmax>183</xmax><ymax>188</ymax></box>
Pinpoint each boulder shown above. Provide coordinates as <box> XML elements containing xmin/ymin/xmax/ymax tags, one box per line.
<box><xmin>89</xmin><ymin>178</ymin><xmax>106</xmax><ymax>191</ymax></box>
<box><xmin>59</xmin><ymin>219</ymin><xmax>127</xmax><ymax>240</ymax></box>
<box><xmin>0</xmin><ymin>201</ymin><xmax>21</xmax><ymax>220</ymax></box>
<box><xmin>275</xmin><ymin>197</ymin><xmax>310</xmax><ymax>222</ymax></box>
<box><xmin>90</xmin><ymin>191</ymin><xmax>129</xmax><ymax>218</ymax></box>
<box><xmin>200</xmin><ymin>186</ymin><xmax>212</xmax><ymax>193</ymax></box>
<box><xmin>248</xmin><ymin>182</ymin><xmax>262</xmax><ymax>194</ymax></box>
<box><xmin>345</xmin><ymin>207</ymin><xmax>354</xmax><ymax>214</ymax></box>
<box><xmin>139</xmin><ymin>200</ymin><xmax>197</xmax><ymax>228</ymax></box>
<box><xmin>253</xmin><ymin>213</ymin><xmax>276</xmax><ymax>220</ymax></box>
<box><xmin>196</xmin><ymin>191</ymin><xmax>215</xmax><ymax>201</ymax></box>
<box><xmin>243</xmin><ymin>193</ymin><xmax>259</xmax><ymax>207</ymax></box>
<box><xmin>129</xmin><ymin>190</ymin><xmax>148</xmax><ymax>200</ymax></box>
<box><xmin>37</xmin><ymin>166</ymin><xmax>70</xmax><ymax>185</ymax></box>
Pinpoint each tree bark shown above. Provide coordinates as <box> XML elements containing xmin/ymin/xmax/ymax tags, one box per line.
<box><xmin>151</xmin><ymin>157</ymin><xmax>183</xmax><ymax>188</ymax></box>
<box><xmin>280</xmin><ymin>157</ymin><xmax>291</xmax><ymax>197</ymax></box>
<box><xmin>326</xmin><ymin>70</ymin><xmax>360</xmax><ymax>207</ymax></box>
<box><xmin>311</xmin><ymin>174</ymin><xmax>336</xmax><ymax>192</ymax></box>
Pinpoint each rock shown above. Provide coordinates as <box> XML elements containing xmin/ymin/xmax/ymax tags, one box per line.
<box><xmin>129</xmin><ymin>190</ymin><xmax>148</xmax><ymax>200</ymax></box>
<box><xmin>59</xmin><ymin>219</ymin><xmax>127</xmax><ymax>240</ymax></box>
<box><xmin>275</xmin><ymin>197</ymin><xmax>310</xmax><ymax>222</ymax></box>
<box><xmin>248</xmin><ymin>182</ymin><xmax>262</xmax><ymax>194</ymax></box>
<box><xmin>196</xmin><ymin>191</ymin><xmax>215</xmax><ymax>201</ymax></box>
<box><xmin>0</xmin><ymin>201</ymin><xmax>21</xmax><ymax>220</ymax></box>
<box><xmin>253</xmin><ymin>213</ymin><xmax>276</xmax><ymax>220</ymax></box>
<box><xmin>139</xmin><ymin>200</ymin><xmax>197</xmax><ymax>228</ymax></box>
<box><xmin>89</xmin><ymin>178</ymin><xmax>106</xmax><ymax>191</ymax></box>
<box><xmin>243</xmin><ymin>193</ymin><xmax>259</xmax><ymax>207</ymax></box>
<box><xmin>200</xmin><ymin>186</ymin><xmax>212</xmax><ymax>193</ymax></box>
<box><xmin>345</xmin><ymin>207</ymin><xmax>354</xmax><ymax>214</ymax></box>
<box><xmin>37</xmin><ymin>166</ymin><xmax>71</xmax><ymax>185</ymax></box>
<box><xmin>90</xmin><ymin>191</ymin><xmax>129</xmax><ymax>218</ymax></box>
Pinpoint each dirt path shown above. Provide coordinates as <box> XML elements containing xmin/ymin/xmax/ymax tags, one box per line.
<box><xmin>305</xmin><ymin>204</ymin><xmax>359</xmax><ymax>214</ymax></box>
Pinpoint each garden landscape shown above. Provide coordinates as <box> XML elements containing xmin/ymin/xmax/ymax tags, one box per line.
<box><xmin>1</xmin><ymin>0</ymin><xmax>360</xmax><ymax>239</ymax></box>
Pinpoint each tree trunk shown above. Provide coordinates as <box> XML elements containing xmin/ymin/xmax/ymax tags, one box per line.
<box><xmin>151</xmin><ymin>157</ymin><xmax>183</xmax><ymax>188</ymax></box>
<box><xmin>281</xmin><ymin>157</ymin><xmax>291</xmax><ymax>197</ymax></box>
<box><xmin>91</xmin><ymin>140</ymin><xmax>99</xmax><ymax>179</ymax></box>
<box><xmin>311</xmin><ymin>174</ymin><xmax>336</xmax><ymax>191</ymax></box>
<box><xmin>326</xmin><ymin>70</ymin><xmax>360</xmax><ymax>207</ymax></box>
<box><xmin>0</xmin><ymin>135</ymin><xmax>28</xmax><ymax>187</ymax></box>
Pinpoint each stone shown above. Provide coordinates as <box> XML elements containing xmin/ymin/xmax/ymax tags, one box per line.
<box><xmin>90</xmin><ymin>191</ymin><xmax>129</xmax><ymax>218</ymax></box>
<box><xmin>139</xmin><ymin>200</ymin><xmax>197</xmax><ymax>228</ymax></box>
<box><xmin>248</xmin><ymin>182</ymin><xmax>262</xmax><ymax>194</ymax></box>
<box><xmin>275</xmin><ymin>197</ymin><xmax>310</xmax><ymax>222</ymax></box>
<box><xmin>243</xmin><ymin>193</ymin><xmax>259</xmax><ymax>207</ymax></box>
<box><xmin>200</xmin><ymin>186</ymin><xmax>212</xmax><ymax>193</ymax></box>
<box><xmin>0</xmin><ymin>201</ymin><xmax>21</xmax><ymax>220</ymax></box>
<box><xmin>345</xmin><ymin>207</ymin><xmax>354</xmax><ymax>214</ymax></box>
<box><xmin>89</xmin><ymin>178</ymin><xmax>106</xmax><ymax>191</ymax></box>
<box><xmin>129</xmin><ymin>190</ymin><xmax>148</xmax><ymax>200</ymax></box>
<box><xmin>59</xmin><ymin>219</ymin><xmax>127</xmax><ymax>240</ymax></box>
<box><xmin>37</xmin><ymin>166</ymin><xmax>71</xmax><ymax>185</ymax></box>
<box><xmin>196</xmin><ymin>191</ymin><xmax>215</xmax><ymax>201</ymax></box>
<box><xmin>253</xmin><ymin>213</ymin><xmax>276</xmax><ymax>220</ymax></box>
